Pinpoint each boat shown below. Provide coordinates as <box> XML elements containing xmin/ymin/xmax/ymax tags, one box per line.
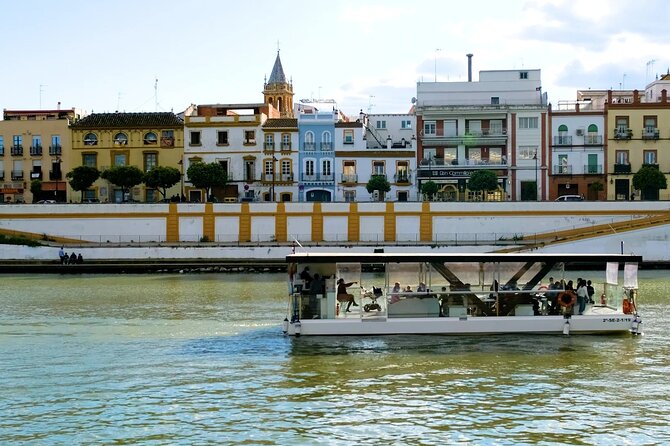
<box><xmin>282</xmin><ymin>252</ymin><xmax>643</xmax><ymax>336</ymax></box>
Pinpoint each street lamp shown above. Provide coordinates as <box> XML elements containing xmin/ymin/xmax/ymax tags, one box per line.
<box><xmin>533</xmin><ymin>150</ymin><xmax>539</xmax><ymax>201</ymax></box>
<box><xmin>178</xmin><ymin>159</ymin><xmax>184</xmax><ymax>202</ymax></box>
<box><xmin>271</xmin><ymin>156</ymin><xmax>277</xmax><ymax>202</ymax></box>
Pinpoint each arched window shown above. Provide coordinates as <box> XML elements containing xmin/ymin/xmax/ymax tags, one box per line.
<box><xmin>143</xmin><ymin>132</ymin><xmax>157</xmax><ymax>145</ymax></box>
<box><xmin>304</xmin><ymin>131</ymin><xmax>315</xmax><ymax>150</ymax></box>
<box><xmin>322</xmin><ymin>131</ymin><xmax>332</xmax><ymax>150</ymax></box>
<box><xmin>114</xmin><ymin>132</ymin><xmax>128</xmax><ymax>145</ymax></box>
<box><xmin>83</xmin><ymin>133</ymin><xmax>98</xmax><ymax>146</ymax></box>
<box><xmin>587</xmin><ymin>124</ymin><xmax>598</xmax><ymax>133</ymax></box>
<box><xmin>558</xmin><ymin>124</ymin><xmax>568</xmax><ymax>133</ymax></box>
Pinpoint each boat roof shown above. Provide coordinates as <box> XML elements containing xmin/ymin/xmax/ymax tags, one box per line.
<box><xmin>286</xmin><ymin>252</ymin><xmax>643</xmax><ymax>264</ymax></box>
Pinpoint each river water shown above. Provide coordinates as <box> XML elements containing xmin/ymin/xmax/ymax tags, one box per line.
<box><xmin>1</xmin><ymin>271</ymin><xmax>669</xmax><ymax>445</ymax></box>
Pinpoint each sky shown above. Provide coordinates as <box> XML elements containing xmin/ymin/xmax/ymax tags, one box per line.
<box><xmin>1</xmin><ymin>0</ymin><xmax>669</xmax><ymax>118</ymax></box>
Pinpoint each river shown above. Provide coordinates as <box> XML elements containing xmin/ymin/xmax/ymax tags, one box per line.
<box><xmin>1</xmin><ymin>271</ymin><xmax>669</xmax><ymax>445</ymax></box>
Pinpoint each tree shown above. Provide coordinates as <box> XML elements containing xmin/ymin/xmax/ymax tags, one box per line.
<box><xmin>186</xmin><ymin>161</ymin><xmax>228</xmax><ymax>202</ymax></box>
<box><xmin>588</xmin><ymin>181</ymin><xmax>604</xmax><ymax>200</ymax></box>
<box><xmin>365</xmin><ymin>175</ymin><xmax>391</xmax><ymax>201</ymax></box>
<box><xmin>101</xmin><ymin>166</ymin><xmax>145</xmax><ymax>202</ymax></box>
<box><xmin>67</xmin><ymin>166</ymin><xmax>100</xmax><ymax>202</ymax></box>
<box><xmin>30</xmin><ymin>179</ymin><xmax>42</xmax><ymax>202</ymax></box>
<box><xmin>144</xmin><ymin>166</ymin><xmax>181</xmax><ymax>200</ymax></box>
<box><xmin>467</xmin><ymin>170</ymin><xmax>498</xmax><ymax>201</ymax></box>
<box><xmin>421</xmin><ymin>180</ymin><xmax>438</xmax><ymax>200</ymax></box>
<box><xmin>633</xmin><ymin>165</ymin><xmax>667</xmax><ymax>200</ymax></box>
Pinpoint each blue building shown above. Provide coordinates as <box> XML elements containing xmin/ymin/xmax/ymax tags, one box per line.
<box><xmin>296</xmin><ymin>101</ymin><xmax>341</xmax><ymax>201</ymax></box>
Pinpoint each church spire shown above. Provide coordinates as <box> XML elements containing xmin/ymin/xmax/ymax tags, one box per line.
<box><xmin>263</xmin><ymin>50</ymin><xmax>294</xmax><ymax>118</ymax></box>
<box><xmin>268</xmin><ymin>51</ymin><xmax>287</xmax><ymax>84</ymax></box>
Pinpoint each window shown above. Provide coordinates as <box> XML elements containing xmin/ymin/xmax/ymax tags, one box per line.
<box><xmin>281</xmin><ymin>133</ymin><xmax>291</xmax><ymax>150</ymax></box>
<box><xmin>491</xmin><ymin>97</ymin><xmax>500</xmax><ymax>105</ymax></box>
<box><xmin>281</xmin><ymin>160</ymin><xmax>291</xmax><ymax>175</ymax></box>
<box><xmin>468</xmin><ymin>148</ymin><xmax>481</xmax><ymax>163</ymax></box>
<box><xmin>264</xmin><ymin>159</ymin><xmax>274</xmax><ymax>175</ymax></box>
<box><xmin>587</xmin><ymin>124</ymin><xmax>598</xmax><ymax>133</ymax></box>
<box><xmin>396</xmin><ymin>161</ymin><xmax>409</xmax><ymax>182</ymax></box>
<box><xmin>616</xmin><ymin>116</ymin><xmax>629</xmax><ymax>132</ymax></box>
<box><xmin>322</xmin><ymin>159</ymin><xmax>332</xmax><ymax>176</ymax></box>
<box><xmin>558</xmin><ymin>154</ymin><xmax>568</xmax><ymax>174</ymax></box>
<box><xmin>113</xmin><ymin>153</ymin><xmax>127</xmax><ymax>166</ymax></box>
<box><xmin>489</xmin><ymin>148</ymin><xmax>503</xmax><ymax>164</ymax></box>
<box><xmin>51</xmin><ymin>135</ymin><xmax>61</xmax><ymax>154</ymax></box>
<box><xmin>397</xmin><ymin>191</ymin><xmax>409</xmax><ymax>202</ymax></box>
<box><xmin>558</xmin><ymin>124</ymin><xmax>568</xmax><ymax>133</ymax></box>
<box><xmin>444</xmin><ymin>147</ymin><xmax>457</xmax><ymax>164</ymax></box>
<box><xmin>444</xmin><ymin>120</ymin><xmax>457</xmax><ymax>137</ymax></box>
<box><xmin>643</xmin><ymin>150</ymin><xmax>657</xmax><ymax>165</ymax></box>
<box><xmin>305</xmin><ymin>160</ymin><xmax>315</xmax><ymax>176</ymax></box>
<box><xmin>32</xmin><ymin>135</ymin><xmax>42</xmax><ymax>148</ymax></box>
<box><xmin>423</xmin><ymin>121</ymin><xmax>436</xmax><ymax>135</ymax></box>
<box><xmin>244</xmin><ymin>130</ymin><xmax>255</xmax><ymax>144</ymax></box>
<box><xmin>344</xmin><ymin>190</ymin><xmax>356</xmax><ymax>202</ymax></box>
<box><xmin>84</xmin><ymin>133</ymin><xmax>98</xmax><ymax>145</ymax></box>
<box><xmin>519</xmin><ymin>71</ymin><xmax>528</xmax><ymax>79</ymax></box>
<box><xmin>83</xmin><ymin>153</ymin><xmax>97</xmax><ymax>168</ymax></box>
<box><xmin>265</xmin><ymin>134</ymin><xmax>274</xmax><ymax>149</ymax></box>
<box><xmin>217</xmin><ymin>131</ymin><xmax>228</xmax><ymax>145</ymax></box>
<box><xmin>218</xmin><ymin>160</ymin><xmax>229</xmax><ymax>178</ymax></box>
<box><xmin>343</xmin><ymin>129</ymin><xmax>354</xmax><ymax>144</ymax></box>
<box><xmin>519</xmin><ymin>145</ymin><xmax>538</xmax><ymax>160</ymax></box>
<box><xmin>304</xmin><ymin>131</ymin><xmax>315</xmax><ymax>150</ymax></box>
<box><xmin>161</xmin><ymin>130</ymin><xmax>174</xmax><ymax>147</ymax></box>
<box><xmin>644</xmin><ymin>116</ymin><xmax>657</xmax><ymax>130</ymax></box>
<box><xmin>490</xmin><ymin>120</ymin><xmax>503</xmax><ymax>135</ymax></box>
<box><xmin>144</xmin><ymin>132</ymin><xmax>158</xmax><ymax>145</ymax></box>
<box><xmin>376</xmin><ymin>120</ymin><xmax>386</xmax><ymax>129</ymax></box>
<box><xmin>468</xmin><ymin>120</ymin><xmax>482</xmax><ymax>135</ymax></box>
<box><xmin>343</xmin><ymin>160</ymin><xmax>356</xmax><ymax>182</ymax></box>
<box><xmin>13</xmin><ymin>135</ymin><xmax>23</xmax><ymax>147</ymax></box>
<box><xmin>321</xmin><ymin>131</ymin><xmax>331</xmax><ymax>150</ymax></box>
<box><xmin>518</xmin><ymin>117</ymin><xmax>538</xmax><ymax>129</ymax></box>
<box><xmin>0</xmin><ymin>136</ymin><xmax>3</xmax><ymax>156</ymax></box>
<box><xmin>372</xmin><ymin>161</ymin><xmax>385</xmax><ymax>175</ymax></box>
<box><xmin>615</xmin><ymin>150</ymin><xmax>629</xmax><ymax>165</ymax></box>
<box><xmin>401</xmin><ymin>120</ymin><xmax>412</xmax><ymax>129</ymax></box>
<box><xmin>113</xmin><ymin>132</ymin><xmax>128</xmax><ymax>145</ymax></box>
<box><xmin>190</xmin><ymin>131</ymin><xmax>201</xmax><ymax>145</ymax></box>
<box><xmin>144</xmin><ymin>153</ymin><xmax>157</xmax><ymax>171</ymax></box>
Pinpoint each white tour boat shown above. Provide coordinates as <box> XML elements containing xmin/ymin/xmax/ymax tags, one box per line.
<box><xmin>282</xmin><ymin>252</ymin><xmax>643</xmax><ymax>336</ymax></box>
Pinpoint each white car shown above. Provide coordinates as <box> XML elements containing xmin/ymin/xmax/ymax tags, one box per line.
<box><xmin>554</xmin><ymin>195</ymin><xmax>584</xmax><ymax>202</ymax></box>
<box><xmin>36</xmin><ymin>200</ymin><xmax>57</xmax><ymax>204</ymax></box>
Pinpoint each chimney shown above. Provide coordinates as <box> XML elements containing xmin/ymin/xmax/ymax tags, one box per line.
<box><xmin>466</xmin><ymin>53</ymin><xmax>473</xmax><ymax>82</ymax></box>
<box><xmin>633</xmin><ymin>89</ymin><xmax>639</xmax><ymax>103</ymax></box>
<box><xmin>662</xmin><ymin>89</ymin><xmax>667</xmax><ymax>103</ymax></box>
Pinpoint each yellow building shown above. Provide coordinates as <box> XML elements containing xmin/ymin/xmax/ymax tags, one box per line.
<box><xmin>606</xmin><ymin>88</ymin><xmax>670</xmax><ymax>200</ymax></box>
<box><xmin>70</xmin><ymin>112</ymin><xmax>184</xmax><ymax>202</ymax></box>
<box><xmin>0</xmin><ymin>108</ymin><xmax>81</xmax><ymax>203</ymax></box>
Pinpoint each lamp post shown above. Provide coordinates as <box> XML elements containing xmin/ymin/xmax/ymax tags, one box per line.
<box><xmin>178</xmin><ymin>159</ymin><xmax>184</xmax><ymax>202</ymax></box>
<box><xmin>271</xmin><ymin>156</ymin><xmax>277</xmax><ymax>202</ymax></box>
<box><xmin>533</xmin><ymin>150</ymin><xmax>539</xmax><ymax>201</ymax></box>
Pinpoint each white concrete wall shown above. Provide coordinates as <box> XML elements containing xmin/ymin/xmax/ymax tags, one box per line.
<box><xmin>287</xmin><ymin>216</ymin><xmax>312</xmax><ymax>242</ymax></box>
<box><xmin>215</xmin><ymin>217</ymin><xmax>239</xmax><ymax>242</ymax></box>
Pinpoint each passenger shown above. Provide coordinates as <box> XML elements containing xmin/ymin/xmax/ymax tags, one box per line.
<box><xmin>417</xmin><ymin>282</ymin><xmax>427</xmax><ymax>293</ymax></box>
<box><xmin>77</xmin><ymin>253</ymin><xmax>84</xmax><ymax>264</ymax></box>
<box><xmin>336</xmin><ymin>278</ymin><xmax>359</xmax><ymax>312</ymax></box>
<box><xmin>389</xmin><ymin>282</ymin><xmax>401</xmax><ymax>304</ymax></box>
<box><xmin>404</xmin><ymin>285</ymin><xmax>412</xmax><ymax>293</ymax></box>
<box><xmin>311</xmin><ymin>273</ymin><xmax>325</xmax><ymax>296</ymax></box>
<box><xmin>62</xmin><ymin>252</ymin><xmax>68</xmax><ymax>264</ymax></box>
<box><xmin>576</xmin><ymin>279</ymin><xmax>588</xmax><ymax>315</ymax></box>
<box><xmin>299</xmin><ymin>266</ymin><xmax>313</xmax><ymax>289</ymax></box>
<box><xmin>439</xmin><ymin>286</ymin><xmax>449</xmax><ymax>316</ymax></box>
<box><xmin>69</xmin><ymin>252</ymin><xmax>77</xmax><ymax>265</ymax></box>
<box><xmin>58</xmin><ymin>246</ymin><xmax>65</xmax><ymax>265</ymax></box>
<box><xmin>586</xmin><ymin>280</ymin><xmax>595</xmax><ymax>304</ymax></box>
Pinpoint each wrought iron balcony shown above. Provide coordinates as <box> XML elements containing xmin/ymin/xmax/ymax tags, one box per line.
<box><xmin>301</xmin><ymin>173</ymin><xmax>334</xmax><ymax>182</ymax></box>
<box><xmin>263</xmin><ymin>142</ymin><xmax>275</xmax><ymax>153</ymax></box>
<box><xmin>49</xmin><ymin>145</ymin><xmax>62</xmax><ymax>156</ymax></box>
<box><xmin>394</xmin><ymin>173</ymin><xmax>412</xmax><ymax>184</ymax></box>
<box><xmin>303</xmin><ymin>142</ymin><xmax>316</xmax><ymax>151</ymax></box>
<box><xmin>583</xmin><ymin>164</ymin><xmax>603</xmax><ymax>174</ymax></box>
<box><xmin>553</xmin><ymin>136</ymin><xmax>573</xmax><ymax>146</ymax></box>
<box><xmin>30</xmin><ymin>145</ymin><xmax>43</xmax><ymax>156</ymax></box>
<box><xmin>585</xmin><ymin>135</ymin><xmax>603</xmax><ymax>145</ymax></box>
<box><xmin>280</xmin><ymin>142</ymin><xmax>292</xmax><ymax>151</ymax></box>
<box><xmin>614</xmin><ymin>163</ymin><xmax>631</xmax><ymax>174</ymax></box>
<box><xmin>320</xmin><ymin>142</ymin><xmax>332</xmax><ymax>151</ymax></box>
<box><xmin>11</xmin><ymin>170</ymin><xmax>24</xmax><ymax>180</ymax></box>
<box><xmin>642</xmin><ymin>128</ymin><xmax>660</xmax><ymax>140</ymax></box>
<box><xmin>552</xmin><ymin>165</ymin><xmax>573</xmax><ymax>175</ymax></box>
<box><xmin>613</xmin><ymin>128</ymin><xmax>633</xmax><ymax>140</ymax></box>
<box><xmin>11</xmin><ymin>145</ymin><xmax>23</xmax><ymax>156</ymax></box>
<box><xmin>341</xmin><ymin>174</ymin><xmax>358</xmax><ymax>183</ymax></box>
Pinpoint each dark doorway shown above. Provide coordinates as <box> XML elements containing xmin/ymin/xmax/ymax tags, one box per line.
<box><xmin>306</xmin><ymin>189</ymin><xmax>331</xmax><ymax>202</ymax></box>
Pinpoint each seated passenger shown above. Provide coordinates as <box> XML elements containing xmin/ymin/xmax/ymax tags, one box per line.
<box><xmin>417</xmin><ymin>282</ymin><xmax>427</xmax><ymax>293</ymax></box>
<box><xmin>404</xmin><ymin>285</ymin><xmax>412</xmax><ymax>293</ymax></box>
<box><xmin>390</xmin><ymin>282</ymin><xmax>401</xmax><ymax>304</ymax></box>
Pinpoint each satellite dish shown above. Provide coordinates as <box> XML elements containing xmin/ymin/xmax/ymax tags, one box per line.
<box><xmin>411</xmin><ymin>97</ymin><xmax>417</xmax><ymax>104</ymax></box>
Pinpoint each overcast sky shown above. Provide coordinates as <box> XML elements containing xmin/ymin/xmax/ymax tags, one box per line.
<box><xmin>1</xmin><ymin>0</ymin><xmax>668</xmax><ymax>117</ymax></box>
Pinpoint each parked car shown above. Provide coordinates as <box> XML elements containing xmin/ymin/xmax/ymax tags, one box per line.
<box><xmin>82</xmin><ymin>198</ymin><xmax>100</xmax><ymax>203</ymax></box>
<box><xmin>554</xmin><ymin>195</ymin><xmax>584</xmax><ymax>202</ymax></box>
<box><xmin>36</xmin><ymin>200</ymin><xmax>57</xmax><ymax>204</ymax></box>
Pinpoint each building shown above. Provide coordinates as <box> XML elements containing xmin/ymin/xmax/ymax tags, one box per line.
<box><xmin>261</xmin><ymin>116</ymin><xmax>299</xmax><ymax>202</ymax></box>
<box><xmin>69</xmin><ymin>112</ymin><xmax>184</xmax><ymax>202</ymax></box>
<box><xmin>415</xmin><ymin>59</ymin><xmax>547</xmax><ymax>201</ymax></box>
<box><xmin>606</xmin><ymin>84</ymin><xmax>670</xmax><ymax>200</ymax></box>
<box><xmin>0</xmin><ymin>107</ymin><xmax>81</xmax><ymax>203</ymax></box>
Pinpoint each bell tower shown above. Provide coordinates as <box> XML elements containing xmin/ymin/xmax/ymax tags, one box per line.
<box><xmin>263</xmin><ymin>51</ymin><xmax>294</xmax><ymax>118</ymax></box>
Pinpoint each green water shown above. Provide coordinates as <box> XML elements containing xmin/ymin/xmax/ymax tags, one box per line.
<box><xmin>0</xmin><ymin>271</ymin><xmax>669</xmax><ymax>445</ymax></box>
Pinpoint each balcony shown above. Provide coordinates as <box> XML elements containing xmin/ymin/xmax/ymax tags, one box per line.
<box><xmin>30</xmin><ymin>145</ymin><xmax>43</xmax><ymax>156</ymax></box>
<box><xmin>11</xmin><ymin>170</ymin><xmax>24</xmax><ymax>180</ymax></box>
<box><xmin>301</xmin><ymin>173</ymin><xmax>334</xmax><ymax>182</ymax></box>
<box><xmin>50</xmin><ymin>171</ymin><xmax>63</xmax><ymax>180</ymax></box>
<box><xmin>303</xmin><ymin>142</ymin><xmax>316</xmax><ymax>151</ymax></box>
<box><xmin>49</xmin><ymin>144</ymin><xmax>62</xmax><ymax>156</ymax></box>
<box><xmin>420</xmin><ymin>157</ymin><xmax>508</xmax><ymax>167</ymax></box>
<box><xmin>263</xmin><ymin>142</ymin><xmax>275</xmax><ymax>153</ymax></box>
<box><xmin>11</xmin><ymin>145</ymin><xmax>23</xmax><ymax>156</ymax></box>
<box><xmin>320</xmin><ymin>142</ymin><xmax>332</xmax><ymax>151</ymax></box>
<box><xmin>280</xmin><ymin>142</ymin><xmax>292</xmax><ymax>151</ymax></box>
<box><xmin>394</xmin><ymin>173</ymin><xmax>412</xmax><ymax>184</ymax></box>
<box><xmin>583</xmin><ymin>164</ymin><xmax>604</xmax><ymax>174</ymax></box>
<box><xmin>553</xmin><ymin>136</ymin><xmax>573</xmax><ymax>146</ymax></box>
<box><xmin>261</xmin><ymin>173</ymin><xmax>294</xmax><ymax>183</ymax></box>
<box><xmin>585</xmin><ymin>135</ymin><xmax>603</xmax><ymax>145</ymax></box>
<box><xmin>613</xmin><ymin>128</ymin><xmax>633</xmax><ymax>140</ymax></box>
<box><xmin>422</xmin><ymin>129</ymin><xmax>507</xmax><ymax>146</ymax></box>
<box><xmin>0</xmin><ymin>145</ymin><xmax>4</xmax><ymax>156</ymax></box>
<box><xmin>553</xmin><ymin>165</ymin><xmax>573</xmax><ymax>175</ymax></box>
<box><xmin>243</xmin><ymin>174</ymin><xmax>256</xmax><ymax>183</ymax></box>
<box><xmin>642</xmin><ymin>128</ymin><xmax>660</xmax><ymax>140</ymax></box>
<box><xmin>642</xmin><ymin>163</ymin><xmax>659</xmax><ymax>170</ymax></box>
<box><xmin>614</xmin><ymin>163</ymin><xmax>631</xmax><ymax>174</ymax></box>
<box><xmin>341</xmin><ymin>174</ymin><xmax>358</xmax><ymax>183</ymax></box>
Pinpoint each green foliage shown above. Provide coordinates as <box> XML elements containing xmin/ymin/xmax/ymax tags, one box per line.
<box><xmin>468</xmin><ymin>170</ymin><xmax>499</xmax><ymax>192</ymax></box>
<box><xmin>30</xmin><ymin>179</ymin><xmax>42</xmax><ymax>198</ymax></box>
<box><xmin>0</xmin><ymin>233</ymin><xmax>41</xmax><ymax>247</ymax></box>
<box><xmin>101</xmin><ymin>166</ymin><xmax>145</xmax><ymax>201</ymax></box>
<box><xmin>67</xmin><ymin>166</ymin><xmax>100</xmax><ymax>201</ymax></box>
<box><xmin>421</xmin><ymin>180</ymin><xmax>438</xmax><ymax>199</ymax></box>
<box><xmin>633</xmin><ymin>165</ymin><xmax>667</xmax><ymax>200</ymax></box>
<box><xmin>186</xmin><ymin>162</ymin><xmax>228</xmax><ymax>202</ymax></box>
<box><xmin>589</xmin><ymin>181</ymin><xmax>604</xmax><ymax>192</ymax></box>
<box><xmin>143</xmin><ymin>166</ymin><xmax>181</xmax><ymax>198</ymax></box>
<box><xmin>365</xmin><ymin>175</ymin><xmax>391</xmax><ymax>200</ymax></box>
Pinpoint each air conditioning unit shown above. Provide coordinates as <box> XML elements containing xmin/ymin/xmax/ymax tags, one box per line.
<box><xmin>576</xmin><ymin>128</ymin><xmax>584</xmax><ymax>136</ymax></box>
<box><xmin>372</xmin><ymin>190</ymin><xmax>380</xmax><ymax>200</ymax></box>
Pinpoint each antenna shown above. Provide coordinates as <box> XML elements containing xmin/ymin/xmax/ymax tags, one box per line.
<box><xmin>39</xmin><ymin>84</ymin><xmax>47</xmax><ymax>109</ymax></box>
<box><xmin>646</xmin><ymin>59</ymin><xmax>657</xmax><ymax>84</ymax></box>
<box><xmin>367</xmin><ymin>95</ymin><xmax>375</xmax><ymax>114</ymax></box>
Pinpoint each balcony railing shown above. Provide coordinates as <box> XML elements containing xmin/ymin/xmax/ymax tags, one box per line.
<box><xmin>553</xmin><ymin>165</ymin><xmax>573</xmax><ymax>175</ymax></box>
<box><xmin>394</xmin><ymin>173</ymin><xmax>412</xmax><ymax>184</ymax></box>
<box><xmin>280</xmin><ymin>142</ymin><xmax>292</xmax><ymax>151</ymax></box>
<box><xmin>0</xmin><ymin>145</ymin><xmax>4</xmax><ymax>156</ymax></box>
<box><xmin>261</xmin><ymin>173</ymin><xmax>295</xmax><ymax>183</ymax></box>
<box><xmin>320</xmin><ymin>142</ymin><xmax>332</xmax><ymax>151</ymax></box>
<box><xmin>614</xmin><ymin>128</ymin><xmax>633</xmax><ymax>140</ymax></box>
<box><xmin>280</xmin><ymin>173</ymin><xmax>294</xmax><ymax>182</ymax></box>
<box><xmin>49</xmin><ymin>145</ymin><xmax>62</xmax><ymax>156</ymax></box>
<box><xmin>263</xmin><ymin>142</ymin><xmax>275</xmax><ymax>152</ymax></box>
<box><xmin>420</xmin><ymin>157</ymin><xmax>508</xmax><ymax>167</ymax></box>
<box><xmin>642</xmin><ymin>163</ymin><xmax>659</xmax><ymax>169</ymax></box>
<box><xmin>303</xmin><ymin>142</ymin><xmax>316</xmax><ymax>151</ymax></box>
<box><xmin>30</xmin><ymin>145</ymin><xmax>43</xmax><ymax>156</ymax></box>
<box><xmin>585</xmin><ymin>135</ymin><xmax>603</xmax><ymax>145</ymax></box>
<box><xmin>50</xmin><ymin>171</ymin><xmax>63</xmax><ymax>180</ymax></box>
<box><xmin>11</xmin><ymin>145</ymin><xmax>23</xmax><ymax>156</ymax></box>
<box><xmin>584</xmin><ymin>164</ymin><xmax>603</xmax><ymax>174</ymax></box>
<box><xmin>301</xmin><ymin>173</ymin><xmax>335</xmax><ymax>182</ymax></box>
<box><xmin>11</xmin><ymin>170</ymin><xmax>24</xmax><ymax>180</ymax></box>
<box><xmin>341</xmin><ymin>174</ymin><xmax>358</xmax><ymax>183</ymax></box>
<box><xmin>642</xmin><ymin>128</ymin><xmax>660</xmax><ymax>140</ymax></box>
<box><xmin>614</xmin><ymin>163</ymin><xmax>631</xmax><ymax>174</ymax></box>
<box><xmin>553</xmin><ymin>136</ymin><xmax>573</xmax><ymax>146</ymax></box>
